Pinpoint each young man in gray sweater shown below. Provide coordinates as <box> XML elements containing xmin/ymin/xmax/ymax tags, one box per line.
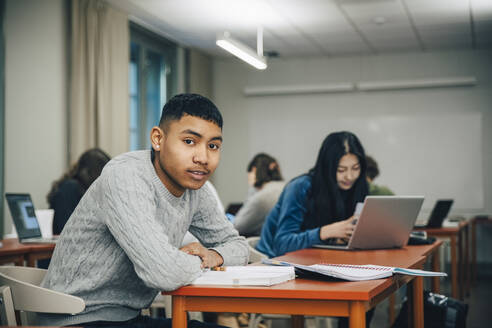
<box><xmin>40</xmin><ymin>94</ymin><xmax>249</xmax><ymax>327</ymax></box>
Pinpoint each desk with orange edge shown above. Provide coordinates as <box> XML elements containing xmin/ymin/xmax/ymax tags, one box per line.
<box><xmin>0</xmin><ymin>238</ymin><xmax>55</xmax><ymax>267</ymax></box>
<box><xmin>415</xmin><ymin>220</ymin><xmax>469</xmax><ymax>299</ymax></box>
<box><xmin>165</xmin><ymin>242</ymin><xmax>441</xmax><ymax>328</ymax></box>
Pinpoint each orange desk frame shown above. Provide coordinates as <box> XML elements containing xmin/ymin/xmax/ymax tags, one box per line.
<box><xmin>166</xmin><ymin>243</ymin><xmax>441</xmax><ymax>328</ymax></box>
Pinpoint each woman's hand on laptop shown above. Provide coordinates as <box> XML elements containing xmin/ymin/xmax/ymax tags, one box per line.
<box><xmin>320</xmin><ymin>216</ymin><xmax>356</xmax><ymax>240</ymax></box>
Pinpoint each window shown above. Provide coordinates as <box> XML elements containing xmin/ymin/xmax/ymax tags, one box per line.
<box><xmin>129</xmin><ymin>24</ymin><xmax>178</xmax><ymax>150</ymax></box>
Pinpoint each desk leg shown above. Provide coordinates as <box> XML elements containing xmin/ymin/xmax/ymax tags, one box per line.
<box><xmin>464</xmin><ymin>224</ymin><xmax>470</xmax><ymax>297</ymax></box>
<box><xmin>408</xmin><ymin>276</ymin><xmax>424</xmax><ymax>328</ymax></box>
<box><xmin>349</xmin><ymin>301</ymin><xmax>365</xmax><ymax>328</ymax></box>
<box><xmin>450</xmin><ymin>235</ymin><xmax>458</xmax><ymax>299</ymax></box>
<box><xmin>471</xmin><ymin>219</ymin><xmax>477</xmax><ymax>286</ymax></box>
<box><xmin>172</xmin><ymin>296</ymin><xmax>187</xmax><ymax>328</ymax></box>
<box><xmin>291</xmin><ymin>315</ymin><xmax>304</xmax><ymax>328</ymax></box>
<box><xmin>458</xmin><ymin>231</ymin><xmax>464</xmax><ymax>300</ymax></box>
<box><xmin>431</xmin><ymin>246</ymin><xmax>440</xmax><ymax>293</ymax></box>
<box><xmin>26</xmin><ymin>256</ymin><xmax>36</xmax><ymax>268</ymax></box>
<box><xmin>388</xmin><ymin>294</ymin><xmax>396</xmax><ymax>325</ymax></box>
<box><xmin>26</xmin><ymin>251</ymin><xmax>54</xmax><ymax>268</ymax></box>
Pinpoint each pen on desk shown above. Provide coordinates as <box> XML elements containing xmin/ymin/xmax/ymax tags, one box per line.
<box><xmin>261</xmin><ymin>259</ymin><xmax>292</xmax><ymax>266</ymax></box>
<box><xmin>211</xmin><ymin>266</ymin><xmax>226</xmax><ymax>271</ymax></box>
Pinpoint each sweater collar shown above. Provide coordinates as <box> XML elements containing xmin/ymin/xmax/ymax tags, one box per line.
<box><xmin>145</xmin><ymin>150</ymin><xmax>188</xmax><ymax>206</ymax></box>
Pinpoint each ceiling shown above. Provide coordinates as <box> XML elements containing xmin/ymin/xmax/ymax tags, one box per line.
<box><xmin>107</xmin><ymin>0</ymin><xmax>492</xmax><ymax>58</ymax></box>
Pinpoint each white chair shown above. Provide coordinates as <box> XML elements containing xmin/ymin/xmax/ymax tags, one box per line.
<box><xmin>0</xmin><ymin>285</ymin><xmax>16</xmax><ymax>325</ymax></box>
<box><xmin>0</xmin><ymin>266</ymin><xmax>85</xmax><ymax>326</ymax></box>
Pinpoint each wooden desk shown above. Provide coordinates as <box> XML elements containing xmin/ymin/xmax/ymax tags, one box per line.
<box><xmin>0</xmin><ymin>238</ymin><xmax>55</xmax><ymax>267</ymax></box>
<box><xmin>415</xmin><ymin>220</ymin><xmax>469</xmax><ymax>299</ymax></box>
<box><xmin>471</xmin><ymin>215</ymin><xmax>492</xmax><ymax>285</ymax></box>
<box><xmin>165</xmin><ymin>243</ymin><xmax>441</xmax><ymax>328</ymax></box>
<box><xmin>387</xmin><ymin>239</ymin><xmax>441</xmax><ymax>326</ymax></box>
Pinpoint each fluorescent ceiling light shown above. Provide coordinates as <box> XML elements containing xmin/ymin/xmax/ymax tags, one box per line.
<box><xmin>216</xmin><ymin>32</ymin><xmax>267</xmax><ymax>70</ymax></box>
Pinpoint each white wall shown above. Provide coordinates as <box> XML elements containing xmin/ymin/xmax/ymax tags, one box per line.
<box><xmin>4</xmin><ymin>0</ymin><xmax>68</xmax><ymax>235</ymax></box>
<box><xmin>188</xmin><ymin>49</ymin><xmax>213</xmax><ymax>98</ymax></box>
<box><xmin>212</xmin><ymin>50</ymin><xmax>492</xmax><ymax>217</ymax></box>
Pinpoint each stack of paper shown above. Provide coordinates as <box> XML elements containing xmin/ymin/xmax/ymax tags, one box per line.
<box><xmin>191</xmin><ymin>266</ymin><xmax>295</xmax><ymax>286</ymax></box>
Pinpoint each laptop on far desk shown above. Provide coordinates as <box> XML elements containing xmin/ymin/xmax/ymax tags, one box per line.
<box><xmin>415</xmin><ymin>199</ymin><xmax>454</xmax><ymax>229</ymax></box>
<box><xmin>5</xmin><ymin>193</ymin><xmax>58</xmax><ymax>244</ymax></box>
<box><xmin>313</xmin><ymin>196</ymin><xmax>424</xmax><ymax>250</ymax></box>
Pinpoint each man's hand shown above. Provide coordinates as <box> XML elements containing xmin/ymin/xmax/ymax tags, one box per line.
<box><xmin>180</xmin><ymin>242</ymin><xmax>224</xmax><ymax>269</ymax></box>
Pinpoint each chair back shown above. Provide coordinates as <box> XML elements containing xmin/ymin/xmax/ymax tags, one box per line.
<box><xmin>246</xmin><ymin>236</ymin><xmax>268</xmax><ymax>264</ymax></box>
<box><xmin>0</xmin><ymin>285</ymin><xmax>16</xmax><ymax>326</ymax></box>
<box><xmin>0</xmin><ymin>266</ymin><xmax>85</xmax><ymax>325</ymax></box>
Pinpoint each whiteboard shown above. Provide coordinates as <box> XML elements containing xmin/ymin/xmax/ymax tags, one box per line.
<box><xmin>249</xmin><ymin>112</ymin><xmax>483</xmax><ymax>211</ymax></box>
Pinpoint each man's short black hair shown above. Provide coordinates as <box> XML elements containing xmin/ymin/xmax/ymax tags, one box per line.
<box><xmin>159</xmin><ymin>93</ymin><xmax>223</xmax><ymax>129</ymax></box>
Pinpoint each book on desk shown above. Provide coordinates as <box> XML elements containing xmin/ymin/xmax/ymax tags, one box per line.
<box><xmin>191</xmin><ymin>266</ymin><xmax>295</xmax><ymax>286</ymax></box>
<box><xmin>262</xmin><ymin>259</ymin><xmax>447</xmax><ymax>282</ymax></box>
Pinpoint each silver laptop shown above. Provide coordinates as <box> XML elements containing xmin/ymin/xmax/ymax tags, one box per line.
<box><xmin>314</xmin><ymin>196</ymin><xmax>424</xmax><ymax>250</ymax></box>
<box><xmin>5</xmin><ymin>193</ymin><xmax>58</xmax><ymax>244</ymax></box>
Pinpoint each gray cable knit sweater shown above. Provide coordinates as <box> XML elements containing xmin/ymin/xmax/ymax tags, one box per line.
<box><xmin>39</xmin><ymin>150</ymin><xmax>248</xmax><ymax>326</ymax></box>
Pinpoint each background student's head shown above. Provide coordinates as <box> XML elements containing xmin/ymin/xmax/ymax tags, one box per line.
<box><xmin>47</xmin><ymin>148</ymin><xmax>110</xmax><ymax>204</ymax></box>
<box><xmin>247</xmin><ymin>153</ymin><xmax>283</xmax><ymax>189</ymax></box>
<box><xmin>304</xmin><ymin>131</ymin><xmax>368</xmax><ymax>229</ymax></box>
<box><xmin>150</xmin><ymin>94</ymin><xmax>223</xmax><ymax>196</ymax></box>
<box><xmin>365</xmin><ymin>155</ymin><xmax>379</xmax><ymax>183</ymax></box>
<box><xmin>76</xmin><ymin>148</ymin><xmax>112</xmax><ymax>189</ymax></box>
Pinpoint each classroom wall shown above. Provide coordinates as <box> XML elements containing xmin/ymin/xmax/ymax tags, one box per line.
<box><xmin>188</xmin><ymin>49</ymin><xmax>213</xmax><ymax>99</ymax></box>
<box><xmin>212</xmin><ymin>49</ymin><xmax>492</xmax><ymax>262</ymax></box>
<box><xmin>3</xmin><ymin>0</ymin><xmax>68</xmax><ymax>235</ymax></box>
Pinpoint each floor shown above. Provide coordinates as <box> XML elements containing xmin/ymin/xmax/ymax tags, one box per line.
<box><xmin>463</xmin><ymin>266</ymin><xmax>492</xmax><ymax>328</ymax></box>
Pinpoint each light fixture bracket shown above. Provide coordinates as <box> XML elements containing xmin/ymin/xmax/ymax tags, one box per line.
<box><xmin>216</xmin><ymin>30</ymin><xmax>267</xmax><ymax>70</ymax></box>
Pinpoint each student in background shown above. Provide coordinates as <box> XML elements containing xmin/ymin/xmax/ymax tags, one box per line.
<box><xmin>233</xmin><ymin>153</ymin><xmax>285</xmax><ymax>237</ymax></box>
<box><xmin>40</xmin><ymin>94</ymin><xmax>247</xmax><ymax>328</ymax></box>
<box><xmin>47</xmin><ymin>148</ymin><xmax>111</xmax><ymax>235</ymax></box>
<box><xmin>366</xmin><ymin>155</ymin><xmax>394</xmax><ymax>196</ymax></box>
<box><xmin>256</xmin><ymin>131</ymin><xmax>373</xmax><ymax>328</ymax></box>
<box><xmin>256</xmin><ymin>131</ymin><xmax>368</xmax><ymax>258</ymax></box>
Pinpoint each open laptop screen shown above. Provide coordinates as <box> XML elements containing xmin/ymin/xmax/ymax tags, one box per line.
<box><xmin>5</xmin><ymin>193</ymin><xmax>43</xmax><ymax>240</ymax></box>
<box><xmin>426</xmin><ymin>199</ymin><xmax>454</xmax><ymax>228</ymax></box>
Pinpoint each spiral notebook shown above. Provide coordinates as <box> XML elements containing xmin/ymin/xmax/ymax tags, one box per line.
<box><xmin>262</xmin><ymin>259</ymin><xmax>447</xmax><ymax>282</ymax></box>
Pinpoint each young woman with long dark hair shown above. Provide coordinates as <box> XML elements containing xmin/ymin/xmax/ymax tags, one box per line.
<box><xmin>257</xmin><ymin>131</ymin><xmax>368</xmax><ymax>257</ymax></box>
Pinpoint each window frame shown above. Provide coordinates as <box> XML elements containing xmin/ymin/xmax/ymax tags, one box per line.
<box><xmin>129</xmin><ymin>23</ymin><xmax>178</xmax><ymax>150</ymax></box>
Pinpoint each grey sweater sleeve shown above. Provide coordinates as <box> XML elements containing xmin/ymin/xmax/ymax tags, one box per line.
<box><xmin>188</xmin><ymin>183</ymin><xmax>249</xmax><ymax>266</ymax></box>
<box><xmin>101</xmin><ymin>165</ymin><xmax>203</xmax><ymax>291</ymax></box>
